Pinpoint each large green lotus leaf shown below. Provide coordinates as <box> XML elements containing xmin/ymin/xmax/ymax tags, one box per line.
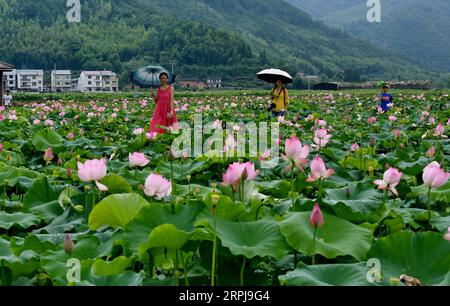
<box><xmin>367</xmin><ymin>231</ymin><xmax>450</xmax><ymax>285</ymax></box>
<box><xmin>397</xmin><ymin>157</ymin><xmax>429</xmax><ymax>176</ymax></box>
<box><xmin>156</xmin><ymin>160</ymin><xmax>208</xmax><ymax>181</ymax></box>
<box><xmin>127</xmin><ymin>133</ymin><xmax>148</xmax><ymax>152</ymax></box>
<box><xmin>279</xmin><ymin>262</ymin><xmax>373</xmax><ymax>286</ymax></box>
<box><xmin>173</xmin><ymin>183</ymin><xmax>215</xmax><ymax>197</ymax></box>
<box><xmin>0</xmin><ymin>150</ymin><xmax>25</xmax><ymax>167</ymax></box>
<box><xmin>32</xmin><ymin>128</ymin><xmax>65</xmax><ymax>154</ymax></box>
<box><xmin>121</xmin><ymin>201</ymin><xmax>204</xmax><ymax>252</ymax></box>
<box><xmin>41</xmin><ymin>236</ymin><xmax>113</xmax><ymax>284</ymax></box>
<box><xmin>91</xmin><ymin>256</ymin><xmax>133</xmax><ymax>276</ymax></box>
<box><xmin>23</xmin><ymin>177</ymin><xmax>64</xmax><ymax>222</ymax></box>
<box><xmin>323</xmin><ymin>182</ymin><xmax>384</xmax><ymax>220</ymax></box>
<box><xmin>0</xmin><ymin>237</ymin><xmax>14</xmax><ymax>259</ymax></box>
<box><xmin>138</xmin><ymin>224</ymin><xmax>193</xmax><ymax>256</ymax></box>
<box><xmin>280</xmin><ymin>212</ymin><xmax>373</xmax><ymax>261</ymax></box>
<box><xmin>83</xmin><ymin>270</ymin><xmax>146</xmax><ymax>286</ymax></box>
<box><xmin>88</xmin><ymin>193</ymin><xmax>150</xmax><ymax>230</ymax></box>
<box><xmin>431</xmin><ymin>215</ymin><xmax>450</xmax><ymax>232</ymax></box>
<box><xmin>10</xmin><ymin>235</ymin><xmax>57</xmax><ymax>255</ymax></box>
<box><xmin>0</xmin><ymin>212</ymin><xmax>41</xmax><ymax>230</ymax></box>
<box><xmin>200</xmin><ymin>193</ymin><xmax>246</xmax><ymax>221</ymax></box>
<box><xmin>340</xmin><ymin>156</ymin><xmax>378</xmax><ymax>171</ymax></box>
<box><xmin>253</xmin><ymin>180</ymin><xmax>291</xmax><ymax>198</ymax></box>
<box><xmin>99</xmin><ymin>174</ymin><xmax>132</xmax><ymax>194</ymax></box>
<box><xmin>0</xmin><ymin>162</ymin><xmax>42</xmax><ymax>187</ymax></box>
<box><xmin>410</xmin><ymin>182</ymin><xmax>450</xmax><ymax>202</ymax></box>
<box><xmin>211</xmin><ymin>218</ymin><xmax>291</xmax><ymax>260</ymax></box>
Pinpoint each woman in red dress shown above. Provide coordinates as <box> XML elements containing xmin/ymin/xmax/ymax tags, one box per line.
<box><xmin>150</xmin><ymin>72</ymin><xmax>178</xmax><ymax>134</ymax></box>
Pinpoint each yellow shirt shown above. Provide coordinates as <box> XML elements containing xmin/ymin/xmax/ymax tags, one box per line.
<box><xmin>271</xmin><ymin>87</ymin><xmax>289</xmax><ymax>112</ymax></box>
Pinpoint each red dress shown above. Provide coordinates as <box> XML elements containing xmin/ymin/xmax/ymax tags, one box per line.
<box><xmin>150</xmin><ymin>86</ymin><xmax>178</xmax><ymax>134</ymax></box>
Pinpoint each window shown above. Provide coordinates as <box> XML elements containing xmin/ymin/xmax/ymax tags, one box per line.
<box><xmin>9</xmin><ymin>81</ymin><xmax>13</xmax><ymax>85</ymax></box>
<box><xmin>32</xmin><ymin>82</ymin><xmax>37</xmax><ymax>86</ymax></box>
<box><xmin>88</xmin><ymin>81</ymin><xmax>92</xmax><ymax>85</ymax></box>
<box><xmin>88</xmin><ymin>76</ymin><xmax>92</xmax><ymax>79</ymax></box>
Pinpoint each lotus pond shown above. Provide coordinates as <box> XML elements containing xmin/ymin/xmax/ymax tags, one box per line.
<box><xmin>0</xmin><ymin>90</ymin><xmax>449</xmax><ymax>286</ymax></box>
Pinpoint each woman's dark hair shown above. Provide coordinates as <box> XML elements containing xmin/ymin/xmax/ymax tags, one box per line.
<box><xmin>159</xmin><ymin>72</ymin><xmax>169</xmax><ymax>80</ymax></box>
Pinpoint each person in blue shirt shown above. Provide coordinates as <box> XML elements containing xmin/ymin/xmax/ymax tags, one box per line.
<box><xmin>380</xmin><ymin>85</ymin><xmax>393</xmax><ymax>112</ymax></box>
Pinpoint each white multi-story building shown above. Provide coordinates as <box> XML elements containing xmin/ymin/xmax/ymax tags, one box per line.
<box><xmin>51</xmin><ymin>70</ymin><xmax>72</xmax><ymax>92</ymax></box>
<box><xmin>17</xmin><ymin>70</ymin><xmax>44</xmax><ymax>91</ymax></box>
<box><xmin>207</xmin><ymin>76</ymin><xmax>222</xmax><ymax>89</ymax></box>
<box><xmin>3</xmin><ymin>69</ymin><xmax>17</xmax><ymax>91</ymax></box>
<box><xmin>77</xmin><ymin>71</ymin><xmax>119</xmax><ymax>92</ymax></box>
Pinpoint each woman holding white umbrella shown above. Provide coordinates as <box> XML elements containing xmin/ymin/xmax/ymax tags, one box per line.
<box><xmin>269</xmin><ymin>79</ymin><xmax>289</xmax><ymax>118</ymax></box>
<box><xmin>257</xmin><ymin>68</ymin><xmax>292</xmax><ymax>118</ymax></box>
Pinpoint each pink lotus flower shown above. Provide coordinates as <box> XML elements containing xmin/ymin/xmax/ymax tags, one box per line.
<box><xmin>133</xmin><ymin>128</ymin><xmax>145</xmax><ymax>135</ymax></box>
<box><xmin>33</xmin><ymin>119</ymin><xmax>40</xmax><ymax>125</ymax></box>
<box><xmin>67</xmin><ymin>132</ymin><xmax>74</xmax><ymax>140</ymax></box>
<box><xmin>309</xmin><ymin>203</ymin><xmax>324</xmax><ymax>227</ymax></box>
<box><xmin>306</xmin><ymin>114</ymin><xmax>314</xmax><ymax>121</ymax></box>
<box><xmin>259</xmin><ymin>149</ymin><xmax>271</xmax><ymax>161</ymax></box>
<box><xmin>316</xmin><ymin>119</ymin><xmax>327</xmax><ymax>127</ymax></box>
<box><xmin>377</xmin><ymin>106</ymin><xmax>383</xmax><ymax>114</ymax></box>
<box><xmin>213</xmin><ymin>119</ymin><xmax>222</xmax><ymax>129</ymax></box>
<box><xmin>422</xmin><ymin>162</ymin><xmax>450</xmax><ymax>188</ymax></box>
<box><xmin>146</xmin><ymin>132</ymin><xmax>158</xmax><ymax>140</ymax></box>
<box><xmin>429</xmin><ymin>116</ymin><xmax>436</xmax><ymax>125</ymax></box>
<box><xmin>43</xmin><ymin>147</ymin><xmax>54</xmax><ymax>162</ymax></box>
<box><xmin>388</xmin><ymin>115</ymin><xmax>397</xmax><ymax>122</ymax></box>
<box><xmin>373</xmin><ymin>168</ymin><xmax>403</xmax><ymax>196</ymax></box>
<box><xmin>444</xmin><ymin>228</ymin><xmax>450</xmax><ymax>241</ymax></box>
<box><xmin>129</xmin><ymin>152</ymin><xmax>150</xmax><ymax>167</ymax></box>
<box><xmin>283</xmin><ymin>136</ymin><xmax>310</xmax><ymax>166</ymax></box>
<box><xmin>313</xmin><ymin>129</ymin><xmax>332</xmax><ymax>148</ymax></box>
<box><xmin>224</xmin><ymin>134</ymin><xmax>237</xmax><ymax>153</ymax></box>
<box><xmin>350</xmin><ymin>143</ymin><xmax>360</xmax><ymax>152</ymax></box>
<box><xmin>434</xmin><ymin>124</ymin><xmax>444</xmax><ymax>137</ymax></box>
<box><xmin>306</xmin><ymin>156</ymin><xmax>334</xmax><ymax>182</ymax></box>
<box><xmin>368</xmin><ymin>117</ymin><xmax>377</xmax><ymax>124</ymax></box>
<box><xmin>144</xmin><ymin>173</ymin><xmax>172</xmax><ymax>198</ymax></box>
<box><xmin>394</xmin><ymin>129</ymin><xmax>401</xmax><ymax>138</ymax></box>
<box><xmin>45</xmin><ymin>119</ymin><xmax>54</xmax><ymax>126</ymax></box>
<box><xmin>222</xmin><ymin>162</ymin><xmax>259</xmax><ymax>191</ymax></box>
<box><xmin>77</xmin><ymin>158</ymin><xmax>107</xmax><ymax>188</ymax></box>
<box><xmin>426</xmin><ymin>146</ymin><xmax>435</xmax><ymax>158</ymax></box>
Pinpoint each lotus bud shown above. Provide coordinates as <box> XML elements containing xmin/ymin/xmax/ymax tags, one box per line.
<box><xmin>73</xmin><ymin>205</ymin><xmax>84</xmax><ymax>214</ymax></box>
<box><xmin>211</xmin><ymin>193</ymin><xmax>220</xmax><ymax>215</ymax></box>
<box><xmin>0</xmin><ymin>143</ymin><xmax>3</xmax><ymax>154</ymax></box>
<box><xmin>66</xmin><ymin>167</ymin><xmax>72</xmax><ymax>178</ymax></box>
<box><xmin>64</xmin><ymin>234</ymin><xmax>74</xmax><ymax>254</ymax></box>
<box><xmin>43</xmin><ymin>147</ymin><xmax>54</xmax><ymax>162</ymax></box>
<box><xmin>186</xmin><ymin>175</ymin><xmax>191</xmax><ymax>183</ymax></box>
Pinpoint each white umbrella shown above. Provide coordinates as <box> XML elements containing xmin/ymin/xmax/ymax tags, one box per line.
<box><xmin>257</xmin><ymin>68</ymin><xmax>293</xmax><ymax>84</ymax></box>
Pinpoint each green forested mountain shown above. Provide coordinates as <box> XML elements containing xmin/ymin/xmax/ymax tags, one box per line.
<box><xmin>0</xmin><ymin>0</ymin><xmax>434</xmax><ymax>88</ymax></box>
<box><xmin>287</xmin><ymin>0</ymin><xmax>450</xmax><ymax>72</ymax></box>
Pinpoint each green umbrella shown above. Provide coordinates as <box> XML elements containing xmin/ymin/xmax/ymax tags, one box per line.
<box><xmin>130</xmin><ymin>65</ymin><xmax>176</xmax><ymax>88</ymax></box>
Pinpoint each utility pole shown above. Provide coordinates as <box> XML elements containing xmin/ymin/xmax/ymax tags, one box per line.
<box><xmin>168</xmin><ymin>62</ymin><xmax>177</xmax><ymax>74</ymax></box>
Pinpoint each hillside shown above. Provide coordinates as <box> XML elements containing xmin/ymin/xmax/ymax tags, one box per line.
<box><xmin>287</xmin><ymin>0</ymin><xmax>450</xmax><ymax>72</ymax></box>
<box><xmin>0</xmin><ymin>0</ymin><xmax>433</xmax><ymax>88</ymax></box>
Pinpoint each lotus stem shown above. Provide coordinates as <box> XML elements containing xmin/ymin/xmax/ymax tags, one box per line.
<box><xmin>312</xmin><ymin>226</ymin><xmax>318</xmax><ymax>265</ymax></box>
<box><xmin>180</xmin><ymin>251</ymin><xmax>189</xmax><ymax>286</ymax></box>
<box><xmin>427</xmin><ymin>186</ymin><xmax>432</xmax><ymax>230</ymax></box>
<box><xmin>211</xmin><ymin>211</ymin><xmax>217</xmax><ymax>286</ymax></box>
<box><xmin>240</xmin><ymin>256</ymin><xmax>246</xmax><ymax>286</ymax></box>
